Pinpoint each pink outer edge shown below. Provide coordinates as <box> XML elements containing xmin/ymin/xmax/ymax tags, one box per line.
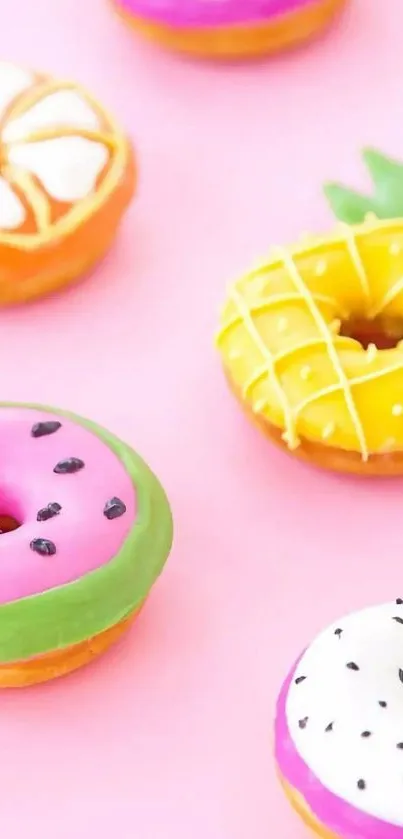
<box><xmin>114</xmin><ymin>0</ymin><xmax>318</xmax><ymax>29</ymax></box>
<box><xmin>274</xmin><ymin>658</ymin><xmax>403</xmax><ymax>839</ymax></box>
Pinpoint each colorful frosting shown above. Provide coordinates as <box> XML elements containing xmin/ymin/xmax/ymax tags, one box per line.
<box><xmin>114</xmin><ymin>0</ymin><xmax>317</xmax><ymax>27</ymax></box>
<box><xmin>0</xmin><ymin>404</ymin><xmax>173</xmax><ymax>663</ymax></box>
<box><xmin>275</xmin><ymin>601</ymin><xmax>403</xmax><ymax>837</ymax></box>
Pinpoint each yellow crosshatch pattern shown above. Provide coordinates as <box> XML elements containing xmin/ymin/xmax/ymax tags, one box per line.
<box><xmin>0</xmin><ymin>77</ymin><xmax>129</xmax><ymax>249</ymax></box>
<box><xmin>217</xmin><ymin>218</ymin><xmax>403</xmax><ymax>459</ymax></box>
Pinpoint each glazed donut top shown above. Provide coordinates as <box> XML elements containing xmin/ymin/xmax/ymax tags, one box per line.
<box><xmin>115</xmin><ymin>0</ymin><xmax>315</xmax><ymax>27</ymax></box>
<box><xmin>284</xmin><ymin>600</ymin><xmax>403</xmax><ymax>828</ymax></box>
<box><xmin>0</xmin><ymin>62</ymin><xmax>130</xmax><ymax>247</ymax></box>
<box><xmin>217</xmin><ymin>218</ymin><xmax>403</xmax><ymax>460</ymax></box>
<box><xmin>0</xmin><ymin>405</ymin><xmax>135</xmax><ymax>603</ymax></box>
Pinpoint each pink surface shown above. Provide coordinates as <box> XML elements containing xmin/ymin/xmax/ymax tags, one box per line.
<box><xmin>114</xmin><ymin>0</ymin><xmax>314</xmax><ymax>28</ymax></box>
<box><xmin>0</xmin><ymin>407</ymin><xmax>135</xmax><ymax>603</ymax></box>
<box><xmin>1</xmin><ymin>1</ymin><xmax>403</xmax><ymax>837</ymax></box>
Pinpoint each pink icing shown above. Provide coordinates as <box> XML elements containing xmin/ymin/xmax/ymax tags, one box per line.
<box><xmin>115</xmin><ymin>0</ymin><xmax>317</xmax><ymax>28</ymax></box>
<box><xmin>275</xmin><ymin>660</ymin><xmax>403</xmax><ymax>839</ymax></box>
<box><xmin>0</xmin><ymin>407</ymin><xmax>136</xmax><ymax>604</ymax></box>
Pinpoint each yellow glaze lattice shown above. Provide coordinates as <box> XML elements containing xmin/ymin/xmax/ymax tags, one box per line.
<box><xmin>216</xmin><ymin>218</ymin><xmax>403</xmax><ymax>460</ymax></box>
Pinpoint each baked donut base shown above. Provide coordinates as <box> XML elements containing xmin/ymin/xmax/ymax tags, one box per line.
<box><xmin>0</xmin><ymin>607</ymin><xmax>141</xmax><ymax>688</ymax></box>
<box><xmin>228</xmin><ymin>374</ymin><xmax>403</xmax><ymax>476</ymax></box>
<box><xmin>278</xmin><ymin>771</ymin><xmax>341</xmax><ymax>839</ymax></box>
<box><xmin>115</xmin><ymin>0</ymin><xmax>346</xmax><ymax>58</ymax></box>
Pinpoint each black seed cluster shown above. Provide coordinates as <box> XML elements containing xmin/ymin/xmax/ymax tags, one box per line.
<box><xmin>37</xmin><ymin>502</ymin><xmax>62</xmax><ymax>522</ymax></box>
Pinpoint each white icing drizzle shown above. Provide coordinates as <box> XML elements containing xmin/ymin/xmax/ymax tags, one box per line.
<box><xmin>3</xmin><ymin>90</ymin><xmax>101</xmax><ymax>144</ymax></box>
<box><xmin>0</xmin><ymin>62</ymin><xmax>32</xmax><ymax>121</ymax></box>
<box><xmin>0</xmin><ymin>175</ymin><xmax>25</xmax><ymax>229</ymax></box>
<box><xmin>286</xmin><ymin>601</ymin><xmax>403</xmax><ymax>826</ymax></box>
<box><xmin>8</xmin><ymin>137</ymin><xmax>108</xmax><ymax>203</ymax></box>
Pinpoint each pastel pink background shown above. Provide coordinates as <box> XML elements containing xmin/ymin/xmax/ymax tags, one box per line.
<box><xmin>0</xmin><ymin>0</ymin><xmax>401</xmax><ymax>836</ymax></box>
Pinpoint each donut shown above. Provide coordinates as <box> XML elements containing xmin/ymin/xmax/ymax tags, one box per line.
<box><xmin>0</xmin><ymin>62</ymin><xmax>135</xmax><ymax>305</ymax></box>
<box><xmin>216</xmin><ymin>217</ymin><xmax>403</xmax><ymax>476</ymax></box>
<box><xmin>113</xmin><ymin>0</ymin><xmax>348</xmax><ymax>59</ymax></box>
<box><xmin>275</xmin><ymin>599</ymin><xmax>403</xmax><ymax>838</ymax></box>
<box><xmin>0</xmin><ymin>403</ymin><xmax>173</xmax><ymax>687</ymax></box>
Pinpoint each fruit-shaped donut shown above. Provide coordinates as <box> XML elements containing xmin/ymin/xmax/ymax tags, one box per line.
<box><xmin>0</xmin><ymin>403</ymin><xmax>173</xmax><ymax>687</ymax></box>
<box><xmin>113</xmin><ymin>0</ymin><xmax>348</xmax><ymax>60</ymax></box>
<box><xmin>217</xmin><ymin>217</ymin><xmax>403</xmax><ymax>475</ymax></box>
<box><xmin>275</xmin><ymin>599</ymin><xmax>403</xmax><ymax>838</ymax></box>
<box><xmin>0</xmin><ymin>62</ymin><xmax>135</xmax><ymax>304</ymax></box>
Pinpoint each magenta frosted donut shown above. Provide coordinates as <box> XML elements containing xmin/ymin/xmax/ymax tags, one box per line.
<box><xmin>275</xmin><ymin>600</ymin><xmax>403</xmax><ymax>838</ymax></box>
<box><xmin>113</xmin><ymin>0</ymin><xmax>349</xmax><ymax>58</ymax></box>
<box><xmin>0</xmin><ymin>403</ymin><xmax>173</xmax><ymax>686</ymax></box>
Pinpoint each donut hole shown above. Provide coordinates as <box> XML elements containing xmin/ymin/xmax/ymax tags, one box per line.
<box><xmin>340</xmin><ymin>316</ymin><xmax>403</xmax><ymax>350</ymax></box>
<box><xmin>0</xmin><ymin>514</ymin><xmax>21</xmax><ymax>534</ymax></box>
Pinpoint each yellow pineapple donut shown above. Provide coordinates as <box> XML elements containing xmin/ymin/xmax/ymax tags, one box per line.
<box><xmin>0</xmin><ymin>62</ymin><xmax>135</xmax><ymax>305</ymax></box>
<box><xmin>217</xmin><ymin>217</ymin><xmax>403</xmax><ymax>476</ymax></box>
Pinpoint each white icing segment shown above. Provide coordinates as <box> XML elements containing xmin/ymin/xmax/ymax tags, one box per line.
<box><xmin>0</xmin><ymin>176</ymin><xmax>25</xmax><ymax>229</ymax></box>
<box><xmin>8</xmin><ymin>137</ymin><xmax>109</xmax><ymax>203</ymax></box>
<box><xmin>286</xmin><ymin>601</ymin><xmax>403</xmax><ymax>827</ymax></box>
<box><xmin>3</xmin><ymin>90</ymin><xmax>101</xmax><ymax>144</ymax></box>
<box><xmin>0</xmin><ymin>62</ymin><xmax>32</xmax><ymax>122</ymax></box>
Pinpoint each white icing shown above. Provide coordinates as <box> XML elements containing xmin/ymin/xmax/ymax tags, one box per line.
<box><xmin>286</xmin><ymin>601</ymin><xmax>403</xmax><ymax>827</ymax></box>
<box><xmin>0</xmin><ymin>176</ymin><xmax>25</xmax><ymax>229</ymax></box>
<box><xmin>0</xmin><ymin>62</ymin><xmax>32</xmax><ymax>122</ymax></box>
<box><xmin>8</xmin><ymin>137</ymin><xmax>108</xmax><ymax>203</ymax></box>
<box><xmin>3</xmin><ymin>90</ymin><xmax>101</xmax><ymax>144</ymax></box>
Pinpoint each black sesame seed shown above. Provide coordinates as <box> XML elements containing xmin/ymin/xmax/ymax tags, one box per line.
<box><xmin>379</xmin><ymin>701</ymin><xmax>387</xmax><ymax>708</ymax></box>
<box><xmin>325</xmin><ymin>722</ymin><xmax>334</xmax><ymax>733</ymax></box>
<box><xmin>31</xmin><ymin>421</ymin><xmax>62</xmax><ymax>438</ymax></box>
<box><xmin>397</xmin><ymin>743</ymin><xmax>403</xmax><ymax>749</ymax></box>
<box><xmin>298</xmin><ymin>717</ymin><xmax>308</xmax><ymax>730</ymax></box>
<box><xmin>347</xmin><ymin>662</ymin><xmax>360</xmax><ymax>671</ymax></box>
<box><xmin>53</xmin><ymin>457</ymin><xmax>85</xmax><ymax>474</ymax></box>
<box><xmin>397</xmin><ymin>599</ymin><xmax>403</xmax><ymax>605</ymax></box>
<box><xmin>393</xmin><ymin>617</ymin><xmax>403</xmax><ymax>625</ymax></box>
<box><xmin>399</xmin><ymin>669</ymin><xmax>403</xmax><ymax>684</ymax></box>
<box><xmin>295</xmin><ymin>676</ymin><xmax>306</xmax><ymax>685</ymax></box>
<box><xmin>103</xmin><ymin>497</ymin><xmax>127</xmax><ymax>520</ymax></box>
<box><xmin>30</xmin><ymin>538</ymin><xmax>56</xmax><ymax>556</ymax></box>
<box><xmin>37</xmin><ymin>502</ymin><xmax>62</xmax><ymax>522</ymax></box>
<box><xmin>334</xmin><ymin>628</ymin><xmax>343</xmax><ymax>637</ymax></box>
<box><xmin>357</xmin><ymin>779</ymin><xmax>366</xmax><ymax>791</ymax></box>
<box><xmin>361</xmin><ymin>731</ymin><xmax>372</xmax><ymax>738</ymax></box>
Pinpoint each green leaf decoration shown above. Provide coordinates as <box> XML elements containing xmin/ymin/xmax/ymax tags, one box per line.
<box><xmin>324</xmin><ymin>148</ymin><xmax>403</xmax><ymax>224</ymax></box>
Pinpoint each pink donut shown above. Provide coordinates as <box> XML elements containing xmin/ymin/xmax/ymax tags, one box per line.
<box><xmin>113</xmin><ymin>0</ymin><xmax>348</xmax><ymax>58</ymax></box>
<box><xmin>275</xmin><ymin>601</ymin><xmax>403</xmax><ymax>838</ymax></box>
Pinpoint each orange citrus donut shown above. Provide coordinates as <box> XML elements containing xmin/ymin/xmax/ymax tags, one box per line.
<box><xmin>217</xmin><ymin>217</ymin><xmax>403</xmax><ymax>476</ymax></box>
<box><xmin>0</xmin><ymin>62</ymin><xmax>135</xmax><ymax>305</ymax></box>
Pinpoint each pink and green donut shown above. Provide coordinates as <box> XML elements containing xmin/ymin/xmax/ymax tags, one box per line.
<box><xmin>0</xmin><ymin>402</ymin><xmax>173</xmax><ymax>687</ymax></box>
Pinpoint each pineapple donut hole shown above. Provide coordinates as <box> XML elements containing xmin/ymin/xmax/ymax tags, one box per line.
<box><xmin>217</xmin><ymin>218</ymin><xmax>403</xmax><ymax>476</ymax></box>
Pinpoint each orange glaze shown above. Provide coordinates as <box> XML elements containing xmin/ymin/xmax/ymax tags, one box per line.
<box><xmin>279</xmin><ymin>772</ymin><xmax>340</xmax><ymax>839</ymax></box>
<box><xmin>115</xmin><ymin>0</ymin><xmax>347</xmax><ymax>59</ymax></box>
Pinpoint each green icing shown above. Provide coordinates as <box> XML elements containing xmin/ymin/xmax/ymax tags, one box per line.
<box><xmin>0</xmin><ymin>403</ymin><xmax>173</xmax><ymax>663</ymax></box>
<box><xmin>324</xmin><ymin>148</ymin><xmax>403</xmax><ymax>224</ymax></box>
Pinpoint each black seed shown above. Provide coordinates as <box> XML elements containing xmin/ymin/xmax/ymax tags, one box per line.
<box><xmin>393</xmin><ymin>617</ymin><xmax>403</xmax><ymax>624</ymax></box>
<box><xmin>379</xmin><ymin>701</ymin><xmax>387</xmax><ymax>708</ymax></box>
<box><xmin>31</xmin><ymin>421</ymin><xmax>61</xmax><ymax>438</ymax></box>
<box><xmin>361</xmin><ymin>731</ymin><xmax>372</xmax><ymax>738</ymax></box>
<box><xmin>30</xmin><ymin>538</ymin><xmax>56</xmax><ymax>556</ymax></box>
<box><xmin>37</xmin><ymin>502</ymin><xmax>62</xmax><ymax>522</ymax></box>
<box><xmin>53</xmin><ymin>458</ymin><xmax>84</xmax><ymax>474</ymax></box>
<box><xmin>399</xmin><ymin>669</ymin><xmax>403</xmax><ymax>684</ymax></box>
<box><xmin>397</xmin><ymin>599</ymin><xmax>403</xmax><ymax>605</ymax></box>
<box><xmin>103</xmin><ymin>497</ymin><xmax>127</xmax><ymax>520</ymax></box>
<box><xmin>334</xmin><ymin>628</ymin><xmax>343</xmax><ymax>637</ymax></box>
<box><xmin>357</xmin><ymin>779</ymin><xmax>366</xmax><ymax>791</ymax></box>
<box><xmin>347</xmin><ymin>662</ymin><xmax>360</xmax><ymax>671</ymax></box>
<box><xmin>397</xmin><ymin>743</ymin><xmax>403</xmax><ymax>749</ymax></box>
<box><xmin>325</xmin><ymin>722</ymin><xmax>334</xmax><ymax>732</ymax></box>
<box><xmin>298</xmin><ymin>717</ymin><xmax>308</xmax><ymax>730</ymax></box>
